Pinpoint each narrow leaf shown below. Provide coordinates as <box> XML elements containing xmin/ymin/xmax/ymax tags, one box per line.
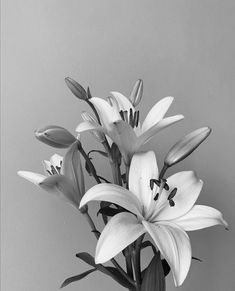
<box><xmin>76</xmin><ymin>252</ymin><xmax>96</xmax><ymax>267</ymax></box>
<box><xmin>60</xmin><ymin>268</ymin><xmax>96</xmax><ymax>288</ymax></box>
<box><xmin>192</xmin><ymin>256</ymin><xmax>202</xmax><ymax>262</ymax></box>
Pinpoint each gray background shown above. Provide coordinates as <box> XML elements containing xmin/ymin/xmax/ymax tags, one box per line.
<box><xmin>1</xmin><ymin>0</ymin><xmax>235</xmax><ymax>290</ymax></box>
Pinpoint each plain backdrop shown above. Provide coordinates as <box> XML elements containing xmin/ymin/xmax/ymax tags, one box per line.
<box><xmin>1</xmin><ymin>0</ymin><xmax>235</xmax><ymax>290</ymax></box>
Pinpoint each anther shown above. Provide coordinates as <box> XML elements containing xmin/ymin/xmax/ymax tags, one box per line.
<box><xmin>169</xmin><ymin>199</ymin><xmax>175</xmax><ymax>207</ymax></box>
<box><xmin>129</xmin><ymin>108</ymin><xmax>133</xmax><ymax>127</ymax></box>
<box><xmin>47</xmin><ymin>170</ymin><xmax>52</xmax><ymax>176</ymax></box>
<box><xmin>50</xmin><ymin>165</ymin><xmax>57</xmax><ymax>175</ymax></box>
<box><xmin>56</xmin><ymin>166</ymin><xmax>61</xmax><ymax>173</ymax></box>
<box><xmin>123</xmin><ymin>111</ymin><xmax>128</xmax><ymax>122</ymax></box>
<box><xmin>119</xmin><ymin>110</ymin><xmax>124</xmax><ymax>121</ymax></box>
<box><xmin>168</xmin><ymin>188</ymin><xmax>177</xmax><ymax>200</ymax></box>
<box><xmin>154</xmin><ymin>193</ymin><xmax>159</xmax><ymax>201</ymax></box>
<box><xmin>150</xmin><ymin>179</ymin><xmax>154</xmax><ymax>190</ymax></box>
<box><xmin>135</xmin><ymin>111</ymin><xmax>140</xmax><ymax>127</ymax></box>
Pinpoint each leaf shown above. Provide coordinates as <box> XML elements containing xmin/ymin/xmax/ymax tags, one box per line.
<box><xmin>76</xmin><ymin>252</ymin><xmax>96</xmax><ymax>267</ymax></box>
<box><xmin>60</xmin><ymin>268</ymin><xmax>96</xmax><ymax>288</ymax></box>
<box><xmin>192</xmin><ymin>256</ymin><xmax>202</xmax><ymax>262</ymax></box>
<box><xmin>141</xmin><ymin>252</ymin><xmax>166</xmax><ymax>291</ymax></box>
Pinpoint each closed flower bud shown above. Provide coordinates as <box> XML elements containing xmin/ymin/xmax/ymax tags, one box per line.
<box><xmin>81</xmin><ymin>111</ymin><xmax>106</xmax><ymax>143</ymax></box>
<box><xmin>65</xmin><ymin>77</ymin><xmax>88</xmax><ymax>100</ymax></box>
<box><xmin>129</xmin><ymin>79</ymin><xmax>143</xmax><ymax>107</ymax></box>
<box><xmin>164</xmin><ymin>127</ymin><xmax>212</xmax><ymax>167</ymax></box>
<box><xmin>35</xmin><ymin>125</ymin><xmax>76</xmax><ymax>148</ymax></box>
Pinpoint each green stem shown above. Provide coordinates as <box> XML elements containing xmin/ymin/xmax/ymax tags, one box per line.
<box><xmin>125</xmin><ymin>164</ymin><xmax>130</xmax><ymax>188</ymax></box>
<box><xmin>133</xmin><ymin>235</ymin><xmax>145</xmax><ymax>289</ymax></box>
<box><xmin>78</xmin><ymin>144</ymin><xmax>101</xmax><ymax>184</ymax></box>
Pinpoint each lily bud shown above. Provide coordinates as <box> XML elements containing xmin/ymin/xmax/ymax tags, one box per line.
<box><xmin>81</xmin><ymin>111</ymin><xmax>106</xmax><ymax>143</ymax></box>
<box><xmin>65</xmin><ymin>77</ymin><xmax>88</xmax><ymax>100</ymax></box>
<box><xmin>164</xmin><ymin>127</ymin><xmax>212</xmax><ymax>167</ymax></box>
<box><xmin>35</xmin><ymin>125</ymin><xmax>76</xmax><ymax>148</ymax></box>
<box><xmin>129</xmin><ymin>79</ymin><xmax>143</xmax><ymax>107</ymax></box>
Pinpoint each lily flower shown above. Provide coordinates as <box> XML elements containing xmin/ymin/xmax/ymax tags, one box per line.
<box><xmin>79</xmin><ymin>151</ymin><xmax>228</xmax><ymax>286</ymax></box>
<box><xmin>18</xmin><ymin>142</ymin><xmax>85</xmax><ymax>210</ymax></box>
<box><xmin>76</xmin><ymin>94</ymin><xmax>184</xmax><ymax>164</ymax></box>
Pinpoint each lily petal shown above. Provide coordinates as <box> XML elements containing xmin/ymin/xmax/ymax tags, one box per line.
<box><xmin>42</xmin><ymin>160</ymin><xmax>52</xmax><ymax>175</ymax></box>
<box><xmin>17</xmin><ymin>171</ymin><xmax>46</xmax><ymax>185</ymax></box>
<box><xmin>173</xmin><ymin>205</ymin><xmax>228</xmax><ymax>231</ymax></box>
<box><xmin>141</xmin><ymin>97</ymin><xmax>174</xmax><ymax>132</ymax></box>
<box><xmin>110</xmin><ymin>91</ymin><xmax>135</xmax><ymax>112</ymax></box>
<box><xmin>95</xmin><ymin>212</ymin><xmax>145</xmax><ymax>264</ymax></box>
<box><xmin>76</xmin><ymin>121</ymin><xmax>105</xmax><ymax>134</ymax></box>
<box><xmin>108</xmin><ymin>120</ymin><xmax>138</xmax><ymax>164</ymax></box>
<box><xmin>79</xmin><ymin>183</ymin><xmax>143</xmax><ymax>217</ymax></box>
<box><xmin>142</xmin><ymin>220</ymin><xmax>191</xmax><ymax>286</ymax></box>
<box><xmin>50</xmin><ymin>154</ymin><xmax>63</xmax><ymax>168</ymax></box>
<box><xmin>137</xmin><ymin>115</ymin><xmax>184</xmax><ymax>148</ymax></box>
<box><xmin>90</xmin><ymin>97</ymin><xmax>121</xmax><ymax>129</ymax></box>
<box><xmin>129</xmin><ymin>151</ymin><xmax>158</xmax><ymax>212</ymax></box>
<box><xmin>39</xmin><ymin>174</ymin><xmax>79</xmax><ymax>209</ymax></box>
<box><xmin>155</xmin><ymin>171</ymin><xmax>203</xmax><ymax>221</ymax></box>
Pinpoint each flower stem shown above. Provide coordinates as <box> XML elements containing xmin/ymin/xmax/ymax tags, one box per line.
<box><xmin>133</xmin><ymin>234</ymin><xmax>145</xmax><ymax>289</ymax></box>
<box><xmin>77</xmin><ymin>143</ymin><xmax>101</xmax><ymax>184</ymax></box>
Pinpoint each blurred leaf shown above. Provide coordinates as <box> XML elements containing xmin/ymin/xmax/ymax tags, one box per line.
<box><xmin>60</xmin><ymin>268</ymin><xmax>96</xmax><ymax>288</ymax></box>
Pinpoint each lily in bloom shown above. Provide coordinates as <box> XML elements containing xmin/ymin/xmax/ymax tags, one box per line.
<box><xmin>18</xmin><ymin>142</ymin><xmax>84</xmax><ymax>210</ymax></box>
<box><xmin>79</xmin><ymin>151</ymin><xmax>228</xmax><ymax>286</ymax></box>
<box><xmin>76</xmin><ymin>93</ymin><xmax>184</xmax><ymax>164</ymax></box>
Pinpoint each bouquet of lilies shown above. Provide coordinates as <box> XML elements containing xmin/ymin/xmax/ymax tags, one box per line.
<box><xmin>18</xmin><ymin>78</ymin><xmax>228</xmax><ymax>291</ymax></box>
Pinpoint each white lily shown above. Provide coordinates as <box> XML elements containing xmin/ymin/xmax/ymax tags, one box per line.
<box><xmin>76</xmin><ymin>93</ymin><xmax>184</xmax><ymax>164</ymax></box>
<box><xmin>79</xmin><ymin>151</ymin><xmax>228</xmax><ymax>286</ymax></box>
<box><xmin>18</xmin><ymin>142</ymin><xmax>85</xmax><ymax>209</ymax></box>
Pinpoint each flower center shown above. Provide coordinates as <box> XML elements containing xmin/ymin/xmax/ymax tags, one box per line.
<box><xmin>119</xmin><ymin>109</ymin><xmax>139</xmax><ymax>128</ymax></box>
<box><xmin>150</xmin><ymin>178</ymin><xmax>177</xmax><ymax>207</ymax></box>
